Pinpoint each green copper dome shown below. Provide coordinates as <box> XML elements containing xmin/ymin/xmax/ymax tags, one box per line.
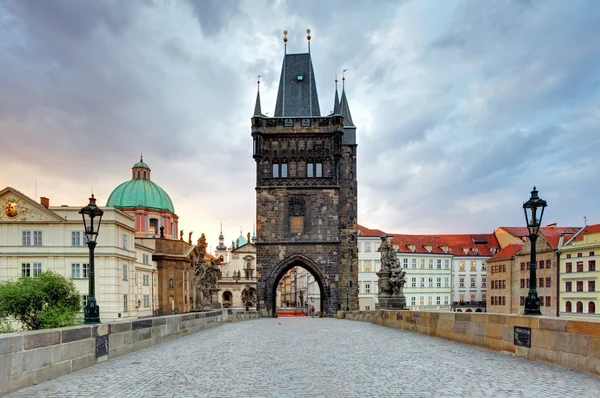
<box><xmin>106</xmin><ymin>158</ymin><xmax>175</xmax><ymax>213</ymax></box>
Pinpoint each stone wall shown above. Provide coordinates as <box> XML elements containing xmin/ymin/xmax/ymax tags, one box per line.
<box><xmin>0</xmin><ymin>310</ymin><xmax>259</xmax><ymax>396</ymax></box>
<box><xmin>339</xmin><ymin>310</ymin><xmax>600</xmax><ymax>376</ymax></box>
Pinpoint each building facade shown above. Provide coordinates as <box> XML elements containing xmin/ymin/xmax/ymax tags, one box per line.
<box><xmin>357</xmin><ymin>225</ymin><xmax>387</xmax><ymax>311</ymax></box>
<box><xmin>216</xmin><ymin>232</ymin><xmax>258</xmax><ymax>309</ymax></box>
<box><xmin>487</xmin><ymin>244</ymin><xmax>522</xmax><ymax>314</ymax></box>
<box><xmin>559</xmin><ymin>224</ymin><xmax>600</xmax><ymax>319</ymax></box>
<box><xmin>253</xmin><ymin>40</ymin><xmax>358</xmax><ymax>316</ymax></box>
<box><xmin>0</xmin><ymin>187</ymin><xmax>158</xmax><ymax>322</ymax></box>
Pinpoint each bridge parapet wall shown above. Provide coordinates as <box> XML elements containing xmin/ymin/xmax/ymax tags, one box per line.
<box><xmin>0</xmin><ymin>310</ymin><xmax>259</xmax><ymax>396</ymax></box>
<box><xmin>339</xmin><ymin>310</ymin><xmax>600</xmax><ymax>376</ymax></box>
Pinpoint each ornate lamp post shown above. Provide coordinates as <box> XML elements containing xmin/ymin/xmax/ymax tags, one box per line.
<box><xmin>345</xmin><ymin>281</ymin><xmax>350</xmax><ymax>311</ymax></box>
<box><xmin>245</xmin><ymin>283</ymin><xmax>250</xmax><ymax>311</ymax></box>
<box><xmin>80</xmin><ymin>194</ymin><xmax>104</xmax><ymax>324</ymax></box>
<box><xmin>523</xmin><ymin>187</ymin><xmax>547</xmax><ymax>316</ymax></box>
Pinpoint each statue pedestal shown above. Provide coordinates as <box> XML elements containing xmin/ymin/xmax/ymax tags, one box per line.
<box><xmin>379</xmin><ymin>295</ymin><xmax>407</xmax><ymax>310</ymax></box>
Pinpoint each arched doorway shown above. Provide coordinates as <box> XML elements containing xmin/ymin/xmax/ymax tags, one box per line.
<box><xmin>577</xmin><ymin>301</ymin><xmax>583</xmax><ymax>313</ymax></box>
<box><xmin>265</xmin><ymin>254</ymin><xmax>328</xmax><ymax>318</ymax></box>
<box><xmin>222</xmin><ymin>291</ymin><xmax>232</xmax><ymax>308</ymax></box>
<box><xmin>566</xmin><ymin>301</ymin><xmax>572</xmax><ymax>312</ymax></box>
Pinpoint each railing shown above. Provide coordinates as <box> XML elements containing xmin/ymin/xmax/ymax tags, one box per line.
<box><xmin>452</xmin><ymin>301</ymin><xmax>487</xmax><ymax>308</ymax></box>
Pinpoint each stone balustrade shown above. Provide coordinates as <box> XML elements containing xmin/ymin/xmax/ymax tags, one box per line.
<box><xmin>0</xmin><ymin>309</ymin><xmax>260</xmax><ymax>396</ymax></box>
<box><xmin>339</xmin><ymin>310</ymin><xmax>600</xmax><ymax>376</ymax></box>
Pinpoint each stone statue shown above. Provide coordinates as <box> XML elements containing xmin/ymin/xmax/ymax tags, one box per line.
<box><xmin>188</xmin><ymin>231</ymin><xmax>193</xmax><ymax>244</ymax></box>
<box><xmin>376</xmin><ymin>235</ymin><xmax>407</xmax><ymax>310</ymax></box>
<box><xmin>159</xmin><ymin>226</ymin><xmax>164</xmax><ymax>239</ymax></box>
<box><xmin>180</xmin><ymin>230</ymin><xmax>184</xmax><ymax>241</ymax></box>
<box><xmin>299</xmin><ymin>290</ymin><xmax>304</xmax><ymax>307</ymax></box>
<box><xmin>194</xmin><ymin>258</ymin><xmax>220</xmax><ymax>309</ymax></box>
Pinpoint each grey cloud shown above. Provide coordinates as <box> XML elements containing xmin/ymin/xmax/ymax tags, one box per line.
<box><xmin>186</xmin><ymin>0</ymin><xmax>242</xmax><ymax>37</ymax></box>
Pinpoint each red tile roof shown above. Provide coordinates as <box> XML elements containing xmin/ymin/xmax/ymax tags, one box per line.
<box><xmin>357</xmin><ymin>224</ymin><xmax>388</xmax><ymax>237</ymax></box>
<box><xmin>489</xmin><ymin>243</ymin><xmax>523</xmax><ymax>261</ymax></box>
<box><xmin>499</xmin><ymin>226</ymin><xmax>580</xmax><ymax>239</ymax></box>
<box><xmin>390</xmin><ymin>233</ymin><xmax>500</xmax><ymax>256</ymax></box>
<box><xmin>573</xmin><ymin>224</ymin><xmax>600</xmax><ymax>241</ymax></box>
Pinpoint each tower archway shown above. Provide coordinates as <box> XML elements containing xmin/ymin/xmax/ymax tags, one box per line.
<box><xmin>265</xmin><ymin>254</ymin><xmax>328</xmax><ymax>318</ymax></box>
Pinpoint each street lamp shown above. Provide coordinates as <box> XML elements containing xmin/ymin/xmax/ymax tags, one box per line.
<box><xmin>523</xmin><ymin>186</ymin><xmax>547</xmax><ymax>316</ymax></box>
<box><xmin>80</xmin><ymin>194</ymin><xmax>104</xmax><ymax>324</ymax></box>
<box><xmin>245</xmin><ymin>283</ymin><xmax>250</xmax><ymax>312</ymax></box>
<box><xmin>345</xmin><ymin>281</ymin><xmax>350</xmax><ymax>311</ymax></box>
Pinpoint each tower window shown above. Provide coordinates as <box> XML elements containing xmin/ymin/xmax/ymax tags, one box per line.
<box><xmin>137</xmin><ymin>171</ymin><xmax>140</xmax><ymax>178</ymax></box>
<box><xmin>307</xmin><ymin>163</ymin><xmax>313</xmax><ymax>178</ymax></box>
<box><xmin>273</xmin><ymin>163</ymin><xmax>279</xmax><ymax>178</ymax></box>
<box><xmin>316</xmin><ymin>163</ymin><xmax>322</xmax><ymax>177</ymax></box>
<box><xmin>307</xmin><ymin>163</ymin><xmax>323</xmax><ymax>178</ymax></box>
<box><xmin>143</xmin><ymin>171</ymin><xmax>147</xmax><ymax>179</ymax></box>
<box><xmin>281</xmin><ymin>163</ymin><xmax>288</xmax><ymax>178</ymax></box>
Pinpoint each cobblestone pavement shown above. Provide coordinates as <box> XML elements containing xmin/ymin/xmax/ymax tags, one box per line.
<box><xmin>9</xmin><ymin>317</ymin><xmax>600</xmax><ymax>397</ymax></box>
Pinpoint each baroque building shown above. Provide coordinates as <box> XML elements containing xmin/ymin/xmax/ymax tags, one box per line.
<box><xmin>0</xmin><ymin>187</ymin><xmax>157</xmax><ymax>322</ymax></box>
<box><xmin>252</xmin><ymin>37</ymin><xmax>358</xmax><ymax>316</ymax></box>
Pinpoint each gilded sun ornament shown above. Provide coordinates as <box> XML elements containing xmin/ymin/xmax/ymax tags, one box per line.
<box><xmin>4</xmin><ymin>202</ymin><xmax>18</xmax><ymax>218</ymax></box>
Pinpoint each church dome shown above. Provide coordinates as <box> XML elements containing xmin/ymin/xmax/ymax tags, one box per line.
<box><xmin>106</xmin><ymin>158</ymin><xmax>175</xmax><ymax>213</ymax></box>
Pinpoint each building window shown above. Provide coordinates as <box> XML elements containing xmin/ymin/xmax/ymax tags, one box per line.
<box><xmin>420</xmin><ymin>296</ymin><xmax>424</xmax><ymax>305</ymax></box>
<box><xmin>540</xmin><ymin>296</ymin><xmax>544</xmax><ymax>306</ymax></box>
<box><xmin>576</xmin><ymin>301</ymin><xmax>583</xmax><ymax>313</ymax></box>
<box><xmin>539</xmin><ymin>260</ymin><xmax>545</xmax><ymax>269</ymax></box>
<box><xmin>539</xmin><ymin>278</ymin><xmax>544</xmax><ymax>288</ymax></box>
<box><xmin>566</xmin><ymin>281</ymin><xmax>572</xmax><ymax>292</ymax></box>
<box><xmin>306</xmin><ymin>163</ymin><xmax>313</xmax><ymax>177</ymax></box>
<box><xmin>411</xmin><ymin>297</ymin><xmax>416</xmax><ymax>306</ymax></box>
<box><xmin>444</xmin><ymin>296</ymin><xmax>449</xmax><ymax>305</ymax></box>
<box><xmin>420</xmin><ymin>278</ymin><xmax>425</xmax><ymax>288</ymax></box>
<box><xmin>143</xmin><ymin>274</ymin><xmax>150</xmax><ymax>286</ymax></box>
<box><xmin>365</xmin><ymin>284</ymin><xmax>371</xmax><ymax>293</ymax></box>
<box><xmin>420</xmin><ymin>259</ymin><xmax>425</xmax><ymax>269</ymax></box>
<box><xmin>124</xmin><ymin>294</ymin><xmax>128</xmax><ymax>312</ymax></box>
<box><xmin>566</xmin><ymin>301</ymin><xmax>572</xmax><ymax>312</ymax></box>
<box><xmin>316</xmin><ymin>163</ymin><xmax>323</xmax><ymax>177</ymax></box>
<box><xmin>566</xmin><ymin>254</ymin><xmax>572</xmax><ymax>258</ymax></box>
<box><xmin>411</xmin><ymin>278</ymin><xmax>416</xmax><ymax>287</ymax></box>
<box><xmin>445</xmin><ymin>259</ymin><xmax>450</xmax><ymax>269</ymax></box>
<box><xmin>149</xmin><ymin>219</ymin><xmax>159</xmax><ymax>235</ymax></box>
<box><xmin>122</xmin><ymin>234</ymin><xmax>128</xmax><ymax>249</ymax></box>
<box><xmin>577</xmin><ymin>261</ymin><xmax>584</xmax><ymax>273</ymax></box>
<box><xmin>30</xmin><ymin>263</ymin><xmax>41</xmax><ymax>277</ymax></box>
<box><xmin>545</xmin><ymin>277</ymin><xmax>551</xmax><ymax>288</ymax></box>
<box><xmin>72</xmin><ymin>231</ymin><xmax>86</xmax><ymax>246</ymax></box>
<box><xmin>482</xmin><ymin>277</ymin><xmax>487</xmax><ymax>288</ymax></box>
<box><xmin>412</xmin><ymin>258</ymin><xmax>417</xmax><ymax>269</ymax></box>
<box><xmin>281</xmin><ymin>163</ymin><xmax>288</xmax><ymax>178</ymax></box>
<box><xmin>428</xmin><ymin>296</ymin><xmax>433</xmax><ymax>305</ymax></box>
<box><xmin>470</xmin><ymin>278</ymin><xmax>476</xmax><ymax>288</ymax></box>
<box><xmin>428</xmin><ymin>259</ymin><xmax>434</xmax><ymax>269</ymax></box>
<box><xmin>436</xmin><ymin>259</ymin><xmax>442</xmax><ymax>269</ymax></box>
<box><xmin>545</xmin><ymin>296</ymin><xmax>550</xmax><ymax>307</ymax></box>
<box><xmin>364</xmin><ymin>262</ymin><xmax>371</xmax><ymax>272</ymax></box>
<box><xmin>22</xmin><ymin>231</ymin><xmax>31</xmax><ymax>246</ymax></box>
<box><xmin>546</xmin><ymin>259</ymin><xmax>551</xmax><ymax>268</ymax></box>
<box><xmin>143</xmin><ymin>254</ymin><xmax>149</xmax><ymax>265</ymax></box>
<box><xmin>436</xmin><ymin>277</ymin><xmax>441</xmax><ymax>287</ymax></box>
<box><xmin>83</xmin><ymin>263</ymin><xmax>90</xmax><ymax>278</ymax></box>
<box><xmin>81</xmin><ymin>295</ymin><xmax>88</xmax><ymax>311</ymax></box>
<box><xmin>482</xmin><ymin>262</ymin><xmax>487</xmax><ymax>271</ymax></box>
<box><xmin>21</xmin><ymin>263</ymin><xmax>31</xmax><ymax>277</ymax></box>
<box><xmin>470</xmin><ymin>261</ymin><xmax>476</xmax><ymax>271</ymax></box>
<box><xmin>444</xmin><ymin>277</ymin><xmax>449</xmax><ymax>287</ymax></box>
<box><xmin>589</xmin><ymin>281</ymin><xmax>596</xmax><ymax>292</ymax></box>
<box><xmin>520</xmin><ymin>262</ymin><xmax>525</xmax><ymax>270</ymax></box>
<box><xmin>436</xmin><ymin>296</ymin><xmax>441</xmax><ymax>305</ymax></box>
<box><xmin>365</xmin><ymin>243</ymin><xmax>371</xmax><ymax>252</ymax></box>
<box><xmin>403</xmin><ymin>258</ymin><xmax>408</xmax><ymax>268</ymax></box>
<box><xmin>590</xmin><ymin>302</ymin><xmax>596</xmax><ymax>314</ymax></box>
<box><xmin>520</xmin><ymin>279</ymin><xmax>525</xmax><ymax>289</ymax></box>
<box><xmin>71</xmin><ymin>264</ymin><xmax>81</xmax><ymax>278</ymax></box>
<box><xmin>578</xmin><ymin>253</ymin><xmax>583</xmax><ymax>258</ymax></box>
<box><xmin>123</xmin><ymin>264</ymin><xmax>128</xmax><ymax>280</ymax></box>
<box><xmin>33</xmin><ymin>231</ymin><xmax>42</xmax><ymax>245</ymax></box>
<box><xmin>459</xmin><ymin>261</ymin><xmax>465</xmax><ymax>271</ymax></box>
<box><xmin>459</xmin><ymin>278</ymin><xmax>465</xmax><ymax>288</ymax></box>
<box><xmin>428</xmin><ymin>278</ymin><xmax>433</xmax><ymax>288</ymax></box>
<box><xmin>590</xmin><ymin>251</ymin><xmax>596</xmax><ymax>257</ymax></box>
<box><xmin>143</xmin><ymin>294</ymin><xmax>150</xmax><ymax>308</ymax></box>
<box><xmin>566</xmin><ymin>262</ymin><xmax>572</xmax><ymax>273</ymax></box>
<box><xmin>272</xmin><ymin>163</ymin><xmax>279</xmax><ymax>178</ymax></box>
<box><xmin>520</xmin><ymin>296</ymin><xmax>525</xmax><ymax>306</ymax></box>
<box><xmin>590</xmin><ymin>260</ymin><xmax>596</xmax><ymax>272</ymax></box>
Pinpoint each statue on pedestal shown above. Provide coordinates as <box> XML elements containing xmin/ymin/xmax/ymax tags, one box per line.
<box><xmin>376</xmin><ymin>235</ymin><xmax>407</xmax><ymax>310</ymax></box>
<box><xmin>193</xmin><ymin>233</ymin><xmax>220</xmax><ymax>310</ymax></box>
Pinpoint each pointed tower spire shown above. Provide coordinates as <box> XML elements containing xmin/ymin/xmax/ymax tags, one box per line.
<box><xmin>333</xmin><ymin>77</ymin><xmax>340</xmax><ymax>115</ymax></box>
<box><xmin>340</xmin><ymin>69</ymin><xmax>355</xmax><ymax>127</ymax></box>
<box><xmin>253</xmin><ymin>75</ymin><xmax>263</xmax><ymax>116</ymax></box>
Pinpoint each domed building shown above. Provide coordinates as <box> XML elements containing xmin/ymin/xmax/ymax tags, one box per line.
<box><xmin>107</xmin><ymin>157</ymin><xmax>178</xmax><ymax>239</ymax></box>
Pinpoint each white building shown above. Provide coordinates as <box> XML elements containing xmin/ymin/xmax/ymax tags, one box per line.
<box><xmin>357</xmin><ymin>225</ymin><xmax>386</xmax><ymax>311</ymax></box>
<box><xmin>0</xmin><ymin>187</ymin><xmax>158</xmax><ymax>322</ymax></box>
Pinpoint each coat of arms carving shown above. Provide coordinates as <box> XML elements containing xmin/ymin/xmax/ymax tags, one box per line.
<box><xmin>288</xmin><ymin>196</ymin><xmax>305</xmax><ymax>216</ymax></box>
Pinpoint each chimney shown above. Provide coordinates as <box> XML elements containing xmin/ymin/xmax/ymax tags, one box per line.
<box><xmin>40</xmin><ymin>197</ymin><xmax>49</xmax><ymax>208</ymax></box>
<box><xmin>546</xmin><ymin>222</ymin><xmax>557</xmax><ymax>228</ymax></box>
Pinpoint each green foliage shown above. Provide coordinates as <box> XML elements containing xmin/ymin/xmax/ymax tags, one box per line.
<box><xmin>0</xmin><ymin>271</ymin><xmax>81</xmax><ymax>330</ymax></box>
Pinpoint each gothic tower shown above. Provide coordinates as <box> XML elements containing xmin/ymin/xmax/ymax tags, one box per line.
<box><xmin>252</xmin><ymin>34</ymin><xmax>358</xmax><ymax>316</ymax></box>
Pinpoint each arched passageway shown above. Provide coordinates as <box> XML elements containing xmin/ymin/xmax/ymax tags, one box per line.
<box><xmin>264</xmin><ymin>254</ymin><xmax>328</xmax><ymax>318</ymax></box>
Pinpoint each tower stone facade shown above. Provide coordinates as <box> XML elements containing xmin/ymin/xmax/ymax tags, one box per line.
<box><xmin>252</xmin><ymin>47</ymin><xmax>358</xmax><ymax>316</ymax></box>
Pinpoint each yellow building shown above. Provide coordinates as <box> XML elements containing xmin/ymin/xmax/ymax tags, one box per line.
<box><xmin>0</xmin><ymin>187</ymin><xmax>157</xmax><ymax>322</ymax></box>
<box><xmin>559</xmin><ymin>224</ymin><xmax>600</xmax><ymax>318</ymax></box>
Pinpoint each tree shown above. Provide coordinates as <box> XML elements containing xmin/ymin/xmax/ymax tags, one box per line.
<box><xmin>0</xmin><ymin>271</ymin><xmax>82</xmax><ymax>330</ymax></box>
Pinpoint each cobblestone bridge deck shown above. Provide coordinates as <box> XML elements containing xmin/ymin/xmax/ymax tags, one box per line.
<box><xmin>8</xmin><ymin>317</ymin><xmax>600</xmax><ymax>397</ymax></box>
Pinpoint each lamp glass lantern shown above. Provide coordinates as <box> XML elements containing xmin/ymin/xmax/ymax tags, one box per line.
<box><xmin>80</xmin><ymin>194</ymin><xmax>104</xmax><ymax>243</ymax></box>
<box><xmin>523</xmin><ymin>187</ymin><xmax>547</xmax><ymax>237</ymax></box>
<box><xmin>522</xmin><ymin>186</ymin><xmax>547</xmax><ymax>316</ymax></box>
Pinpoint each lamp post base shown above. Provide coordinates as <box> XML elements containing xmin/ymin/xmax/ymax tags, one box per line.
<box><xmin>83</xmin><ymin>297</ymin><xmax>101</xmax><ymax>324</ymax></box>
<box><xmin>524</xmin><ymin>294</ymin><xmax>542</xmax><ymax>316</ymax></box>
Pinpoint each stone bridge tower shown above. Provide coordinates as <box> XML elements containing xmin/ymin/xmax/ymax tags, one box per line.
<box><xmin>252</xmin><ymin>37</ymin><xmax>358</xmax><ymax>316</ymax></box>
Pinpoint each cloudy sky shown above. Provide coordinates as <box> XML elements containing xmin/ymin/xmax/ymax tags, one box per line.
<box><xmin>1</xmin><ymin>0</ymin><xmax>599</xmax><ymax>250</ymax></box>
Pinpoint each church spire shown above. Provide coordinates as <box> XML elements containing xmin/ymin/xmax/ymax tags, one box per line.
<box><xmin>340</xmin><ymin>70</ymin><xmax>355</xmax><ymax>127</ymax></box>
<box><xmin>253</xmin><ymin>76</ymin><xmax>263</xmax><ymax>116</ymax></box>
<box><xmin>333</xmin><ymin>78</ymin><xmax>340</xmax><ymax>115</ymax></box>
